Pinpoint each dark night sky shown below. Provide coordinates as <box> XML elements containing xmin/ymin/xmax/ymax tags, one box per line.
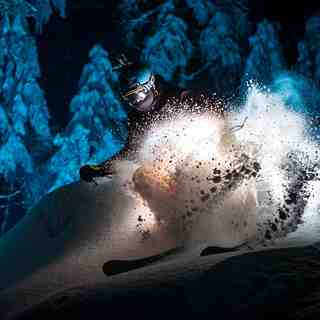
<box><xmin>36</xmin><ymin>0</ymin><xmax>320</xmax><ymax>130</ymax></box>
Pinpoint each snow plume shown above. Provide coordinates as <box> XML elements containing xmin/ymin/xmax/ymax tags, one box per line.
<box><xmin>232</xmin><ymin>84</ymin><xmax>320</xmax><ymax>242</ymax></box>
<box><xmin>271</xmin><ymin>72</ymin><xmax>320</xmax><ymax>140</ymax></box>
<box><xmin>113</xmin><ymin>88</ymin><xmax>320</xmax><ymax>248</ymax></box>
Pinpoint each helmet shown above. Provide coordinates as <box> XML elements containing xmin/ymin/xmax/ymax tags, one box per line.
<box><xmin>119</xmin><ymin>63</ymin><xmax>159</xmax><ymax>112</ymax></box>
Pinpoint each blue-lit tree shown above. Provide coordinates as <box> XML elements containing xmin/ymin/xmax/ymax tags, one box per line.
<box><xmin>0</xmin><ymin>0</ymin><xmax>66</xmax><ymax>32</ymax></box>
<box><xmin>198</xmin><ymin>11</ymin><xmax>243</xmax><ymax>95</ymax></box>
<box><xmin>0</xmin><ymin>0</ymin><xmax>67</xmax><ymax>235</ymax></box>
<box><xmin>296</xmin><ymin>16</ymin><xmax>320</xmax><ymax>128</ymax></box>
<box><xmin>41</xmin><ymin>45</ymin><xmax>128</xmax><ymax>193</ymax></box>
<box><xmin>215</xmin><ymin>0</ymin><xmax>250</xmax><ymax>43</ymax></box>
<box><xmin>118</xmin><ymin>0</ymin><xmax>249</xmax><ymax>91</ymax></box>
<box><xmin>243</xmin><ymin>20</ymin><xmax>285</xmax><ymax>86</ymax></box>
<box><xmin>118</xmin><ymin>0</ymin><xmax>177</xmax><ymax>51</ymax></box>
<box><xmin>142</xmin><ymin>11</ymin><xmax>193</xmax><ymax>86</ymax></box>
<box><xmin>296</xmin><ymin>16</ymin><xmax>320</xmax><ymax>86</ymax></box>
<box><xmin>185</xmin><ymin>0</ymin><xmax>216</xmax><ymax>26</ymax></box>
<box><xmin>117</xmin><ymin>0</ymin><xmax>150</xmax><ymax>49</ymax></box>
<box><xmin>0</xmin><ymin>15</ymin><xmax>52</xmax><ymax>234</ymax></box>
<box><xmin>119</xmin><ymin>0</ymin><xmax>194</xmax><ymax>86</ymax></box>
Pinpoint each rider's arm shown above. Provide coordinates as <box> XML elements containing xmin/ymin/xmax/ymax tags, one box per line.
<box><xmin>97</xmin><ymin>118</ymin><xmax>140</xmax><ymax>172</ymax></box>
<box><xmin>98</xmin><ymin>139</ymin><xmax>131</xmax><ymax>171</ymax></box>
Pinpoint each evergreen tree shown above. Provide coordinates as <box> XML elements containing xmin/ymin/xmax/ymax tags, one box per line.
<box><xmin>185</xmin><ymin>0</ymin><xmax>216</xmax><ymax>26</ymax></box>
<box><xmin>118</xmin><ymin>0</ymin><xmax>176</xmax><ymax>52</ymax></box>
<box><xmin>119</xmin><ymin>0</ymin><xmax>250</xmax><ymax>91</ymax></box>
<box><xmin>215</xmin><ymin>0</ymin><xmax>250</xmax><ymax>44</ymax></box>
<box><xmin>117</xmin><ymin>0</ymin><xmax>150</xmax><ymax>49</ymax></box>
<box><xmin>30</xmin><ymin>0</ymin><xmax>66</xmax><ymax>32</ymax></box>
<box><xmin>0</xmin><ymin>15</ymin><xmax>52</xmax><ymax>234</ymax></box>
<box><xmin>198</xmin><ymin>11</ymin><xmax>242</xmax><ymax>95</ymax></box>
<box><xmin>0</xmin><ymin>0</ymin><xmax>66</xmax><ymax>32</ymax></box>
<box><xmin>296</xmin><ymin>16</ymin><xmax>320</xmax><ymax>86</ymax></box>
<box><xmin>42</xmin><ymin>45</ymin><xmax>128</xmax><ymax>193</ymax></box>
<box><xmin>142</xmin><ymin>11</ymin><xmax>193</xmax><ymax>86</ymax></box>
<box><xmin>243</xmin><ymin>20</ymin><xmax>285</xmax><ymax>86</ymax></box>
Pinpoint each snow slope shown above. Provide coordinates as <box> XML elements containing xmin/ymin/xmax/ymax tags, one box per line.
<box><xmin>0</xmin><ymin>162</ymin><xmax>261</xmax><ymax>319</ymax></box>
<box><xmin>0</xmin><ymin>175</ymin><xmax>176</xmax><ymax>314</ymax></box>
<box><xmin>1</xmin><ymin>170</ymin><xmax>319</xmax><ymax>319</ymax></box>
<box><xmin>1</xmin><ymin>88</ymin><xmax>320</xmax><ymax>318</ymax></box>
<box><xmin>8</xmin><ymin>241</ymin><xmax>320</xmax><ymax>320</ymax></box>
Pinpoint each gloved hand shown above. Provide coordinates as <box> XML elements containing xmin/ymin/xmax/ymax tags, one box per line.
<box><xmin>103</xmin><ymin>160</ymin><xmax>114</xmax><ymax>176</ymax></box>
<box><xmin>80</xmin><ymin>162</ymin><xmax>114</xmax><ymax>183</ymax></box>
<box><xmin>79</xmin><ymin>165</ymin><xmax>97</xmax><ymax>183</ymax></box>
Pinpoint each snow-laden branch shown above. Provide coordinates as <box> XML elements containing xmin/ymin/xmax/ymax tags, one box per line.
<box><xmin>0</xmin><ymin>0</ymin><xmax>67</xmax><ymax>33</ymax></box>
<box><xmin>0</xmin><ymin>189</ymin><xmax>21</xmax><ymax>200</ymax></box>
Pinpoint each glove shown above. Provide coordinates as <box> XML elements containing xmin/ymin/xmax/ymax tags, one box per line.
<box><xmin>80</xmin><ymin>163</ymin><xmax>114</xmax><ymax>183</ymax></box>
<box><xmin>80</xmin><ymin>165</ymin><xmax>98</xmax><ymax>182</ymax></box>
<box><xmin>103</xmin><ymin>160</ymin><xmax>114</xmax><ymax>176</ymax></box>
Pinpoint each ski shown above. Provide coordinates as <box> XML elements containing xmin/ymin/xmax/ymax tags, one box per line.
<box><xmin>200</xmin><ymin>243</ymin><xmax>247</xmax><ymax>257</ymax></box>
<box><xmin>102</xmin><ymin>246</ymin><xmax>185</xmax><ymax>276</ymax></box>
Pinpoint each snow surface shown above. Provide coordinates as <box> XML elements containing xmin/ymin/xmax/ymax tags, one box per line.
<box><xmin>1</xmin><ymin>87</ymin><xmax>320</xmax><ymax>319</ymax></box>
<box><xmin>5</xmin><ymin>233</ymin><xmax>320</xmax><ymax>320</ymax></box>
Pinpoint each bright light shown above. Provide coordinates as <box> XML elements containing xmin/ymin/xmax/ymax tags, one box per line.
<box><xmin>117</xmin><ymin>87</ymin><xmax>320</xmax><ymax>245</ymax></box>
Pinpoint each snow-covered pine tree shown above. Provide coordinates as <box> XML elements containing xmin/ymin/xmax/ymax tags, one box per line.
<box><xmin>0</xmin><ymin>14</ymin><xmax>52</xmax><ymax>234</ymax></box>
<box><xmin>117</xmin><ymin>0</ymin><xmax>148</xmax><ymax>49</ymax></box>
<box><xmin>215</xmin><ymin>0</ymin><xmax>250</xmax><ymax>44</ymax></box>
<box><xmin>243</xmin><ymin>20</ymin><xmax>285</xmax><ymax>87</ymax></box>
<box><xmin>30</xmin><ymin>0</ymin><xmax>66</xmax><ymax>32</ymax></box>
<box><xmin>119</xmin><ymin>1</ymin><xmax>193</xmax><ymax>87</ymax></box>
<box><xmin>0</xmin><ymin>0</ymin><xmax>66</xmax><ymax>32</ymax></box>
<box><xmin>270</xmin><ymin>16</ymin><xmax>320</xmax><ymax>127</ymax></box>
<box><xmin>141</xmin><ymin>10</ymin><xmax>193</xmax><ymax>86</ymax></box>
<box><xmin>296</xmin><ymin>16</ymin><xmax>320</xmax><ymax>86</ymax></box>
<box><xmin>118</xmin><ymin>1</ymin><xmax>175</xmax><ymax>48</ymax></box>
<box><xmin>184</xmin><ymin>0</ymin><xmax>216</xmax><ymax>26</ymax></box>
<box><xmin>43</xmin><ymin>45</ymin><xmax>128</xmax><ymax>193</ymax></box>
<box><xmin>198</xmin><ymin>11</ymin><xmax>242</xmax><ymax>95</ymax></box>
<box><xmin>119</xmin><ymin>0</ymin><xmax>250</xmax><ymax>92</ymax></box>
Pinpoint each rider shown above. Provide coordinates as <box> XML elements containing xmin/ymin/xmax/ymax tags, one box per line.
<box><xmin>79</xmin><ymin>60</ymin><xmax>180</xmax><ymax>183</ymax></box>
